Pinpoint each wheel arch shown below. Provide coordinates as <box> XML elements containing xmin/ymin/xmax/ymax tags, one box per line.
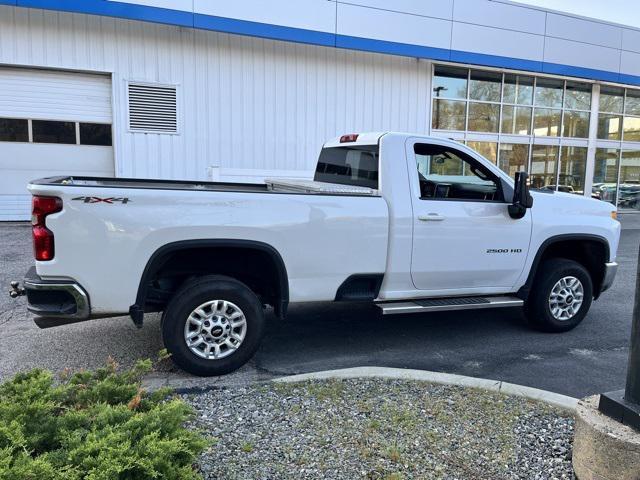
<box><xmin>518</xmin><ymin>234</ymin><xmax>610</xmax><ymax>301</ymax></box>
<box><xmin>130</xmin><ymin>239</ymin><xmax>289</xmax><ymax>325</ymax></box>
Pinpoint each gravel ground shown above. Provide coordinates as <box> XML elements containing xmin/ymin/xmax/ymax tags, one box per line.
<box><xmin>184</xmin><ymin>378</ymin><xmax>574</xmax><ymax>480</ymax></box>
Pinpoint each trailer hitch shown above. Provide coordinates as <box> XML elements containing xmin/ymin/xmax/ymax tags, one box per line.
<box><xmin>8</xmin><ymin>281</ymin><xmax>26</xmax><ymax>298</ymax></box>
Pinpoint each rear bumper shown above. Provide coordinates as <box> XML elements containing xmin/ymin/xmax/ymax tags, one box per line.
<box><xmin>601</xmin><ymin>262</ymin><xmax>618</xmax><ymax>293</ymax></box>
<box><xmin>24</xmin><ymin>266</ymin><xmax>91</xmax><ymax>327</ymax></box>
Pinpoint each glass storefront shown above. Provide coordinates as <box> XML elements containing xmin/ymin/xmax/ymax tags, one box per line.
<box><xmin>530</xmin><ymin>145</ymin><xmax>558</xmax><ymax>190</ymax></box>
<box><xmin>431</xmin><ymin>64</ymin><xmax>640</xmax><ymax>207</ymax></box>
<box><xmin>618</xmin><ymin>150</ymin><xmax>640</xmax><ymax>210</ymax></box>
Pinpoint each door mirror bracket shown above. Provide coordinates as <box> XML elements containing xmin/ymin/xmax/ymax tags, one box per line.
<box><xmin>508</xmin><ymin>171</ymin><xmax>533</xmax><ymax>220</ymax></box>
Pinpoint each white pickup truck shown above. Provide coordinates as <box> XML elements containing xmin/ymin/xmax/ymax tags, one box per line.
<box><xmin>10</xmin><ymin>132</ymin><xmax>620</xmax><ymax>376</ymax></box>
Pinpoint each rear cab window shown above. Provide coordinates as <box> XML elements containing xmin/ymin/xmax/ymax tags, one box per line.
<box><xmin>314</xmin><ymin>145</ymin><xmax>379</xmax><ymax>189</ymax></box>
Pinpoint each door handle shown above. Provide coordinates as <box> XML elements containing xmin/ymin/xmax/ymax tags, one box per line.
<box><xmin>418</xmin><ymin>213</ymin><xmax>445</xmax><ymax>221</ymax></box>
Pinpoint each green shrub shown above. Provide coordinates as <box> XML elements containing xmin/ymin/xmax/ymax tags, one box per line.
<box><xmin>0</xmin><ymin>359</ymin><xmax>206</xmax><ymax>480</ymax></box>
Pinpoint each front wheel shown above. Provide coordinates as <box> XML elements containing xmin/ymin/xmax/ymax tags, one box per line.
<box><xmin>524</xmin><ymin>258</ymin><xmax>593</xmax><ymax>332</ymax></box>
<box><xmin>162</xmin><ymin>275</ymin><xmax>265</xmax><ymax>376</ymax></box>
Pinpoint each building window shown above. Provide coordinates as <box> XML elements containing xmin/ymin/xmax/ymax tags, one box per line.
<box><xmin>32</xmin><ymin>120</ymin><xmax>76</xmax><ymax>144</ymax></box>
<box><xmin>433</xmin><ymin>66</ymin><xmax>468</xmax><ymax>100</ymax></box>
<box><xmin>534</xmin><ymin>79</ymin><xmax>564</xmax><ymax>108</ymax></box>
<box><xmin>469</xmin><ymin>70</ymin><xmax>502</xmax><ymax>102</ymax></box>
<box><xmin>501</xmin><ymin>106</ymin><xmax>532</xmax><ymax>135</ymax></box>
<box><xmin>0</xmin><ymin>118</ymin><xmax>29</xmax><ymax>142</ymax></box>
<box><xmin>618</xmin><ymin>150</ymin><xmax>640</xmax><ymax>210</ymax></box>
<box><xmin>563</xmin><ymin>110</ymin><xmax>590</xmax><ymax>139</ymax></box>
<box><xmin>533</xmin><ymin>108</ymin><xmax>562</xmax><ymax>137</ymax></box>
<box><xmin>1</xmin><ymin>118</ymin><xmax>112</xmax><ymax>145</ymax></box>
<box><xmin>503</xmin><ymin>74</ymin><xmax>534</xmax><ymax>105</ymax></box>
<box><xmin>498</xmin><ymin>144</ymin><xmax>529</xmax><ymax>178</ymax></box>
<box><xmin>79</xmin><ymin>123</ymin><xmax>112</xmax><ymax>146</ymax></box>
<box><xmin>593</xmin><ymin>148</ymin><xmax>620</xmax><ymax>204</ymax></box>
<box><xmin>598</xmin><ymin>114</ymin><xmax>623</xmax><ymax>140</ymax></box>
<box><xmin>559</xmin><ymin>146</ymin><xmax>587</xmax><ymax>194</ymax></box>
<box><xmin>432</xmin><ymin>99</ymin><xmax>466</xmax><ymax>131</ymax></box>
<box><xmin>530</xmin><ymin>145</ymin><xmax>559</xmax><ymax>190</ymax></box>
<box><xmin>468</xmin><ymin>102</ymin><xmax>499</xmax><ymax>133</ymax></box>
<box><xmin>466</xmin><ymin>141</ymin><xmax>498</xmax><ymax>164</ymax></box>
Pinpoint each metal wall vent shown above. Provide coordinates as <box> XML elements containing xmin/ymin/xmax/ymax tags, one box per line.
<box><xmin>127</xmin><ymin>83</ymin><xmax>177</xmax><ymax>133</ymax></box>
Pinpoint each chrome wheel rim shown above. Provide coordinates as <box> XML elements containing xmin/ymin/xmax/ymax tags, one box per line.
<box><xmin>183</xmin><ymin>300</ymin><xmax>247</xmax><ymax>360</ymax></box>
<box><xmin>549</xmin><ymin>276</ymin><xmax>584</xmax><ymax>321</ymax></box>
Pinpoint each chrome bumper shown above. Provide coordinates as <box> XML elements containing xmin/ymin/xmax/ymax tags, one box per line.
<box><xmin>601</xmin><ymin>262</ymin><xmax>618</xmax><ymax>293</ymax></box>
<box><xmin>23</xmin><ymin>266</ymin><xmax>90</xmax><ymax>326</ymax></box>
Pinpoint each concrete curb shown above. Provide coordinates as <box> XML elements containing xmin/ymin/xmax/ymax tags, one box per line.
<box><xmin>273</xmin><ymin>366</ymin><xmax>578</xmax><ymax>411</ymax></box>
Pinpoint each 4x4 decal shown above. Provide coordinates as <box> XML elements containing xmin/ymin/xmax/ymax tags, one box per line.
<box><xmin>72</xmin><ymin>196</ymin><xmax>131</xmax><ymax>204</ymax></box>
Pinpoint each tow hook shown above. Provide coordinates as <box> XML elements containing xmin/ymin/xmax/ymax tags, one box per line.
<box><xmin>8</xmin><ymin>281</ymin><xmax>26</xmax><ymax>299</ymax></box>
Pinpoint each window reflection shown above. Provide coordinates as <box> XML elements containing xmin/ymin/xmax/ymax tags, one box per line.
<box><xmin>533</xmin><ymin>108</ymin><xmax>561</xmax><ymax>136</ymax></box>
<box><xmin>535</xmin><ymin>79</ymin><xmax>564</xmax><ymax>108</ymax></box>
<box><xmin>564</xmin><ymin>82</ymin><xmax>591</xmax><ymax>110</ymax></box>
<box><xmin>530</xmin><ymin>145</ymin><xmax>558</xmax><ymax>189</ymax></box>
<box><xmin>503</xmin><ymin>74</ymin><xmax>533</xmax><ymax>105</ymax></box>
<box><xmin>469</xmin><ymin>70</ymin><xmax>502</xmax><ymax>102</ymax></box>
<box><xmin>433</xmin><ymin>66</ymin><xmax>468</xmax><ymax>100</ymax></box>
<box><xmin>559</xmin><ymin>146</ymin><xmax>587</xmax><ymax>194</ymax></box>
<box><xmin>623</xmin><ymin>116</ymin><xmax>640</xmax><ymax>142</ymax></box>
<box><xmin>468</xmin><ymin>102</ymin><xmax>499</xmax><ymax>132</ymax></box>
<box><xmin>498</xmin><ymin>143</ymin><xmax>529</xmax><ymax>177</ymax></box>
<box><xmin>600</xmin><ymin>86</ymin><xmax>624</xmax><ymax>114</ymax></box>
<box><xmin>563</xmin><ymin>110</ymin><xmax>590</xmax><ymax>138</ymax></box>
<box><xmin>594</xmin><ymin>148</ymin><xmax>620</xmax><ymax>204</ymax></box>
<box><xmin>467</xmin><ymin>141</ymin><xmax>498</xmax><ymax>163</ymax></box>
<box><xmin>501</xmin><ymin>106</ymin><xmax>532</xmax><ymax>135</ymax></box>
<box><xmin>432</xmin><ymin>99</ymin><xmax>466</xmax><ymax>131</ymax></box>
<box><xmin>625</xmin><ymin>90</ymin><xmax>640</xmax><ymax>116</ymax></box>
<box><xmin>598</xmin><ymin>114</ymin><xmax>623</xmax><ymax>140</ymax></box>
<box><xmin>618</xmin><ymin>150</ymin><xmax>640</xmax><ymax>210</ymax></box>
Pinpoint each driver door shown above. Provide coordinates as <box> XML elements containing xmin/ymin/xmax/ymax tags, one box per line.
<box><xmin>408</xmin><ymin>139</ymin><xmax>532</xmax><ymax>293</ymax></box>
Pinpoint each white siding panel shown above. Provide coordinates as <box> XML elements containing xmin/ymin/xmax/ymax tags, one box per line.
<box><xmin>340</xmin><ymin>0</ymin><xmax>454</xmax><ymax>20</ymax></box>
<box><xmin>622</xmin><ymin>28</ymin><xmax>640</xmax><ymax>54</ymax></box>
<box><xmin>545</xmin><ymin>13</ymin><xmax>622</xmax><ymax>50</ymax></box>
<box><xmin>453</xmin><ymin>0</ymin><xmax>546</xmax><ymax>35</ymax></box>
<box><xmin>0</xmin><ymin>5</ymin><xmax>431</xmax><ymax>181</ymax></box>
<box><xmin>194</xmin><ymin>0</ymin><xmax>336</xmax><ymax>33</ymax></box>
<box><xmin>0</xmin><ymin>68</ymin><xmax>112</xmax><ymax>122</ymax></box>
<box><xmin>621</xmin><ymin>50</ymin><xmax>640</xmax><ymax>77</ymax></box>
<box><xmin>543</xmin><ymin>37</ymin><xmax>621</xmax><ymax>73</ymax></box>
<box><xmin>451</xmin><ymin>22</ymin><xmax>544</xmax><ymax>61</ymax></box>
<box><xmin>337</xmin><ymin>3</ymin><xmax>451</xmax><ymax>49</ymax></box>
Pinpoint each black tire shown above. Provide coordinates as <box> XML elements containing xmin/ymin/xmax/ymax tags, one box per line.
<box><xmin>524</xmin><ymin>258</ymin><xmax>593</xmax><ymax>332</ymax></box>
<box><xmin>161</xmin><ymin>275</ymin><xmax>265</xmax><ymax>376</ymax></box>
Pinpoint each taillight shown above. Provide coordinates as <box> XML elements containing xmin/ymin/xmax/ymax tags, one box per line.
<box><xmin>340</xmin><ymin>133</ymin><xmax>359</xmax><ymax>143</ymax></box>
<box><xmin>32</xmin><ymin>196</ymin><xmax>62</xmax><ymax>261</ymax></box>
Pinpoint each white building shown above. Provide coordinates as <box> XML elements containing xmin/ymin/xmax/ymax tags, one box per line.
<box><xmin>1</xmin><ymin>0</ymin><xmax>640</xmax><ymax>220</ymax></box>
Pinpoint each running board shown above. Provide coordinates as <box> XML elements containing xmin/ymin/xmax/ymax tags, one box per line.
<box><xmin>377</xmin><ymin>296</ymin><xmax>523</xmax><ymax>315</ymax></box>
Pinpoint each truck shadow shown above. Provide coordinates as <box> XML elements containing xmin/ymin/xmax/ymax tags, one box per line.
<box><xmin>256</xmin><ymin>302</ymin><xmax>531</xmax><ymax>376</ymax></box>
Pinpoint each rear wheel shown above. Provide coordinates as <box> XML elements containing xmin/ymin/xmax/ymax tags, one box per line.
<box><xmin>161</xmin><ymin>275</ymin><xmax>265</xmax><ymax>376</ymax></box>
<box><xmin>525</xmin><ymin>258</ymin><xmax>593</xmax><ymax>332</ymax></box>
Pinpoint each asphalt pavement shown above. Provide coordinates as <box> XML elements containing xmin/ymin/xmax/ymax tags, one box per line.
<box><xmin>1</xmin><ymin>216</ymin><xmax>639</xmax><ymax>398</ymax></box>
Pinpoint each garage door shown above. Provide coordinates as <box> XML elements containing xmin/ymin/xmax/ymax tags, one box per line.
<box><xmin>0</xmin><ymin>68</ymin><xmax>114</xmax><ymax>221</ymax></box>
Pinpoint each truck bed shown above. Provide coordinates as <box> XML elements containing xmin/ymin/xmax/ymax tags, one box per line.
<box><xmin>30</xmin><ymin>176</ymin><xmax>379</xmax><ymax>196</ymax></box>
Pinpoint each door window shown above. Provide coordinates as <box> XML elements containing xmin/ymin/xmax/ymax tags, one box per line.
<box><xmin>414</xmin><ymin>144</ymin><xmax>503</xmax><ymax>202</ymax></box>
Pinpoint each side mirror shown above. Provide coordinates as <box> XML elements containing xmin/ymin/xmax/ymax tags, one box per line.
<box><xmin>508</xmin><ymin>171</ymin><xmax>533</xmax><ymax>219</ymax></box>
